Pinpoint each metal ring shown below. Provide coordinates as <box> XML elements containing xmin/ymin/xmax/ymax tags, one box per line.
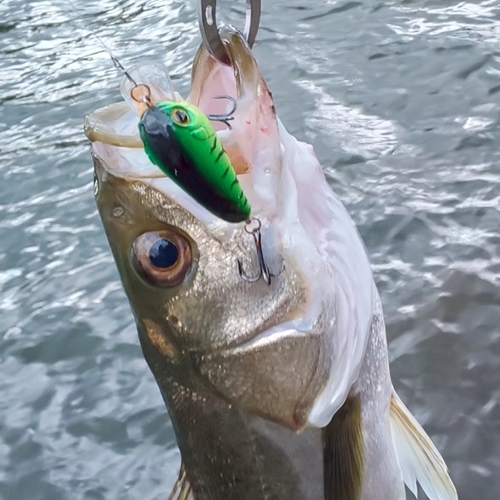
<box><xmin>130</xmin><ymin>84</ymin><xmax>152</xmax><ymax>106</ymax></box>
<box><xmin>198</xmin><ymin>0</ymin><xmax>261</xmax><ymax>65</ymax></box>
<box><xmin>244</xmin><ymin>217</ymin><xmax>261</xmax><ymax>234</ymax></box>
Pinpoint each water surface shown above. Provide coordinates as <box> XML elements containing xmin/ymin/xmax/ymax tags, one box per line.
<box><xmin>1</xmin><ymin>0</ymin><xmax>499</xmax><ymax>498</ymax></box>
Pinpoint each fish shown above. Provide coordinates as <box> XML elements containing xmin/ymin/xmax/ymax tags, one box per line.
<box><xmin>84</xmin><ymin>26</ymin><xmax>458</xmax><ymax>500</ymax></box>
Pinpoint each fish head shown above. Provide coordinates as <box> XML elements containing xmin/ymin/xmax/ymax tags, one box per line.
<box><xmin>92</xmin><ymin>153</ymin><xmax>330</xmax><ymax>431</ymax></box>
<box><xmin>92</xmin><ymin>152</ymin><xmax>311</xmax><ymax>348</ymax></box>
<box><xmin>86</xmin><ymin>27</ymin><xmax>373</xmax><ymax>431</ymax></box>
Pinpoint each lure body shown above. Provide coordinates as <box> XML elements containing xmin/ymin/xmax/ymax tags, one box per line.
<box><xmin>139</xmin><ymin>101</ymin><xmax>251</xmax><ymax>223</ymax></box>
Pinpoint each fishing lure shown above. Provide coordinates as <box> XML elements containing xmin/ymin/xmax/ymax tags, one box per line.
<box><xmin>137</xmin><ymin>97</ymin><xmax>251</xmax><ymax>224</ymax></box>
<box><xmin>66</xmin><ymin>0</ymin><xmax>250</xmax><ymax>224</ymax></box>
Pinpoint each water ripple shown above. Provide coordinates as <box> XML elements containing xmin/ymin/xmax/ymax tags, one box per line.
<box><xmin>1</xmin><ymin>0</ymin><xmax>499</xmax><ymax>498</ymax></box>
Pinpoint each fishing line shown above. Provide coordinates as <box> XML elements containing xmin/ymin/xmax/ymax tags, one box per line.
<box><xmin>64</xmin><ymin>0</ymin><xmax>137</xmax><ymax>87</ymax></box>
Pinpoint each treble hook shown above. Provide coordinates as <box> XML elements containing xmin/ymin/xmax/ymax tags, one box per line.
<box><xmin>237</xmin><ymin>219</ymin><xmax>285</xmax><ymax>285</ymax></box>
<box><xmin>198</xmin><ymin>0</ymin><xmax>262</xmax><ymax>65</ymax></box>
<box><xmin>207</xmin><ymin>95</ymin><xmax>237</xmax><ymax>129</ymax></box>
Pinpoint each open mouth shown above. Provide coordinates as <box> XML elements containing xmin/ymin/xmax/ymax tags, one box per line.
<box><xmin>84</xmin><ymin>28</ymin><xmax>274</xmax><ymax>226</ymax></box>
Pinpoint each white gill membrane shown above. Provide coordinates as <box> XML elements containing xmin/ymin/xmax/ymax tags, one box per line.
<box><xmin>85</xmin><ymin>49</ymin><xmax>375</xmax><ymax>428</ymax></box>
<box><xmin>277</xmin><ymin>120</ymin><xmax>375</xmax><ymax>427</ymax></box>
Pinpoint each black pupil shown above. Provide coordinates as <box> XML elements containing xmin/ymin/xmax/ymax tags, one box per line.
<box><xmin>149</xmin><ymin>239</ymin><xmax>179</xmax><ymax>268</ymax></box>
<box><xmin>175</xmin><ymin>110</ymin><xmax>188</xmax><ymax>123</ymax></box>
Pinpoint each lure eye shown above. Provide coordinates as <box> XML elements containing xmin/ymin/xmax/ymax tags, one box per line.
<box><xmin>171</xmin><ymin>108</ymin><xmax>190</xmax><ymax>126</ymax></box>
<box><xmin>132</xmin><ymin>230</ymin><xmax>192</xmax><ymax>287</ymax></box>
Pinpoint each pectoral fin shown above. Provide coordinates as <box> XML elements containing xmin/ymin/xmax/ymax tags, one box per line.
<box><xmin>168</xmin><ymin>464</ymin><xmax>195</xmax><ymax>500</ymax></box>
<box><xmin>390</xmin><ymin>391</ymin><xmax>458</xmax><ymax>500</ymax></box>
<box><xmin>323</xmin><ymin>395</ymin><xmax>364</xmax><ymax>500</ymax></box>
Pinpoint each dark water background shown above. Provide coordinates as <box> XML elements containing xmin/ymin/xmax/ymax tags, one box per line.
<box><xmin>1</xmin><ymin>0</ymin><xmax>499</xmax><ymax>498</ymax></box>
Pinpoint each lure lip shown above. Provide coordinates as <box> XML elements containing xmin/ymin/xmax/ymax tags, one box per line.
<box><xmin>84</xmin><ymin>102</ymin><xmax>144</xmax><ymax>150</ymax></box>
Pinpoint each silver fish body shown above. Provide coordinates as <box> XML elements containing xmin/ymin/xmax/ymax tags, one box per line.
<box><xmin>86</xmin><ymin>28</ymin><xmax>457</xmax><ymax>500</ymax></box>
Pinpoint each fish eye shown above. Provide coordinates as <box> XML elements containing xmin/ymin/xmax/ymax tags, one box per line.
<box><xmin>149</xmin><ymin>238</ymin><xmax>179</xmax><ymax>268</ymax></box>
<box><xmin>171</xmin><ymin>108</ymin><xmax>190</xmax><ymax>125</ymax></box>
<box><xmin>132</xmin><ymin>230</ymin><xmax>192</xmax><ymax>287</ymax></box>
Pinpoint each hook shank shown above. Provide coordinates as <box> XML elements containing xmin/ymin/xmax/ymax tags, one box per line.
<box><xmin>237</xmin><ymin>219</ymin><xmax>285</xmax><ymax>286</ymax></box>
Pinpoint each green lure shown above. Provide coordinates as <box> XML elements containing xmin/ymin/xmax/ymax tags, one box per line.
<box><xmin>138</xmin><ymin>100</ymin><xmax>251</xmax><ymax>223</ymax></box>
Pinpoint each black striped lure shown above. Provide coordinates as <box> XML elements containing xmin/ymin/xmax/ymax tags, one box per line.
<box><xmin>134</xmin><ymin>89</ymin><xmax>283</xmax><ymax>285</ymax></box>
<box><xmin>138</xmin><ymin>98</ymin><xmax>251</xmax><ymax>223</ymax></box>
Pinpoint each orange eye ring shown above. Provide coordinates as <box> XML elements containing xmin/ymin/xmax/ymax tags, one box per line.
<box><xmin>132</xmin><ymin>230</ymin><xmax>193</xmax><ymax>288</ymax></box>
<box><xmin>171</xmin><ymin>108</ymin><xmax>190</xmax><ymax>126</ymax></box>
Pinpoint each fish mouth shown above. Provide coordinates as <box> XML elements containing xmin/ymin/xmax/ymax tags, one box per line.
<box><xmin>84</xmin><ymin>27</ymin><xmax>275</xmax><ymax>226</ymax></box>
